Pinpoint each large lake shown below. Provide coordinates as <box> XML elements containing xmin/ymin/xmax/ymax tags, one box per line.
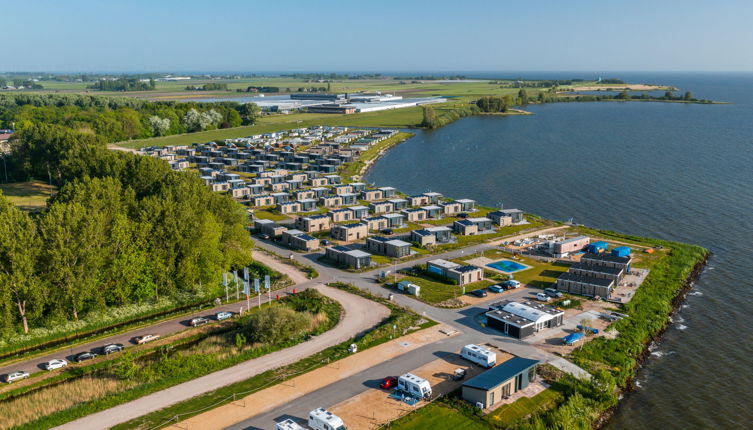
<box><xmin>365</xmin><ymin>73</ymin><xmax>753</xmax><ymax>429</ymax></box>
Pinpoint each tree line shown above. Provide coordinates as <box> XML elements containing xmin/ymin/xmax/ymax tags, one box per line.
<box><xmin>88</xmin><ymin>78</ymin><xmax>157</xmax><ymax>92</ymax></box>
<box><xmin>0</xmin><ymin>123</ymin><xmax>254</xmax><ymax>336</ymax></box>
<box><xmin>0</xmin><ymin>93</ymin><xmax>261</xmax><ymax>142</ymax></box>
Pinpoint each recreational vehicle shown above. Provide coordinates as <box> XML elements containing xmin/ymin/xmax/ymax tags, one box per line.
<box><xmin>397</xmin><ymin>373</ymin><xmax>432</xmax><ymax>399</ymax></box>
<box><xmin>460</xmin><ymin>344</ymin><xmax>497</xmax><ymax>368</ymax></box>
<box><xmin>275</xmin><ymin>418</ymin><xmax>305</xmax><ymax>430</ymax></box>
<box><xmin>308</xmin><ymin>408</ymin><xmax>346</xmax><ymax>430</ymax></box>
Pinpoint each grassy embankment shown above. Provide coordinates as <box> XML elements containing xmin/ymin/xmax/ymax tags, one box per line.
<box><xmin>2</xmin><ymin>290</ymin><xmax>340</xmax><ymax>430</ymax></box>
<box><xmin>112</xmin><ymin>282</ymin><xmax>435</xmax><ymax>430</ymax></box>
<box><xmin>386</xmin><ymin>230</ymin><xmax>708</xmax><ymax>429</ymax></box>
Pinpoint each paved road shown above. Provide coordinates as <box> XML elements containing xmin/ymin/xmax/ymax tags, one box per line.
<box><xmin>0</xmin><ymin>250</ymin><xmax>311</xmax><ymax>382</ymax></box>
<box><xmin>54</xmin><ymin>284</ymin><xmax>389</xmax><ymax>430</ymax></box>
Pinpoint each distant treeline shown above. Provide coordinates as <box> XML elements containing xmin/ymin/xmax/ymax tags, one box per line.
<box><xmin>281</xmin><ymin>73</ymin><xmax>383</xmax><ymax>80</ymax></box>
<box><xmin>420</xmin><ymin>105</ymin><xmax>479</xmax><ymax>129</ymax></box>
<box><xmin>395</xmin><ymin>75</ymin><xmax>467</xmax><ymax>81</ymax></box>
<box><xmin>0</xmin><ymin>93</ymin><xmax>261</xmax><ymax>142</ymax></box>
<box><xmin>0</xmin><ymin>123</ymin><xmax>254</xmax><ymax>335</ymax></box>
<box><xmin>186</xmin><ymin>83</ymin><xmax>229</xmax><ymax>91</ymax></box>
<box><xmin>88</xmin><ymin>78</ymin><xmax>157</xmax><ymax>92</ymax></box>
<box><xmin>1</xmin><ymin>79</ymin><xmax>44</xmax><ymax>89</ymax></box>
<box><xmin>546</xmin><ymin>90</ymin><xmax>713</xmax><ymax>104</ymax></box>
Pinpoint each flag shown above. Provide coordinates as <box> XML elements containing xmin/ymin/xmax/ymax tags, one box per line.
<box><xmin>264</xmin><ymin>275</ymin><xmax>270</xmax><ymax>290</ymax></box>
<box><xmin>254</xmin><ymin>278</ymin><xmax>260</xmax><ymax>293</ymax></box>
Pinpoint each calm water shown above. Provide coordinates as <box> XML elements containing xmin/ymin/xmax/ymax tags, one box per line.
<box><xmin>366</xmin><ymin>73</ymin><xmax>753</xmax><ymax>429</ymax></box>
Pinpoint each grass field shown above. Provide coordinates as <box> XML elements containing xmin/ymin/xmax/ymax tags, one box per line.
<box><xmin>484</xmin><ymin>388</ymin><xmax>562</xmax><ymax>426</ymax></box>
<box><xmin>393</xmin><ymin>274</ymin><xmax>493</xmax><ymax>305</ymax></box>
<box><xmin>0</xmin><ymin>180</ymin><xmax>55</xmax><ymax>211</ymax></box>
<box><xmin>388</xmin><ymin>403</ymin><xmax>488</xmax><ymax>430</ymax></box>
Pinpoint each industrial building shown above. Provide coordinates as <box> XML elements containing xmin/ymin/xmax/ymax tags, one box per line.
<box><xmin>462</xmin><ymin>357</ymin><xmax>539</xmax><ymax>409</ymax></box>
<box><xmin>555</xmin><ymin>248</ymin><xmax>632</xmax><ymax>298</ymax></box>
<box><xmin>485</xmin><ymin>300</ymin><xmax>564</xmax><ymax>339</ymax></box>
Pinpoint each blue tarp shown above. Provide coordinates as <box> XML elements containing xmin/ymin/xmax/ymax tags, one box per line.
<box><xmin>563</xmin><ymin>332</ymin><xmax>585</xmax><ymax>345</ymax></box>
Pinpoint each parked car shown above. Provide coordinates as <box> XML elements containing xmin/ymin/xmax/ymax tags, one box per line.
<box><xmin>189</xmin><ymin>317</ymin><xmax>209</xmax><ymax>327</ymax></box>
<box><xmin>501</xmin><ymin>280</ymin><xmax>521</xmax><ymax>289</ymax></box>
<box><xmin>44</xmin><ymin>359</ymin><xmax>68</xmax><ymax>371</ymax></box>
<box><xmin>535</xmin><ymin>292</ymin><xmax>551</xmax><ymax>302</ymax></box>
<box><xmin>381</xmin><ymin>228</ymin><xmax>393</xmax><ymax>235</ymax></box>
<box><xmin>4</xmin><ymin>371</ymin><xmax>29</xmax><ymax>383</ymax></box>
<box><xmin>488</xmin><ymin>284</ymin><xmax>505</xmax><ymax>293</ymax></box>
<box><xmin>544</xmin><ymin>288</ymin><xmax>563</xmax><ymax>298</ymax></box>
<box><xmin>457</xmin><ymin>212</ymin><xmax>469</xmax><ymax>218</ymax></box>
<box><xmin>321</xmin><ymin>239</ymin><xmax>331</xmax><ymax>246</ymax></box>
<box><xmin>259</xmin><ymin>234</ymin><xmax>270</xmax><ymax>240</ymax></box>
<box><xmin>470</xmin><ymin>289</ymin><xmax>488</xmax><ymax>298</ymax></box>
<box><xmin>379</xmin><ymin>376</ymin><xmax>398</xmax><ymax>389</ymax></box>
<box><xmin>74</xmin><ymin>352</ymin><xmax>97</xmax><ymax>362</ymax></box>
<box><xmin>216</xmin><ymin>311</ymin><xmax>233</xmax><ymax>321</ymax></box>
<box><xmin>135</xmin><ymin>334</ymin><xmax>160</xmax><ymax>344</ymax></box>
<box><xmin>102</xmin><ymin>343</ymin><xmax>125</xmax><ymax>355</ymax></box>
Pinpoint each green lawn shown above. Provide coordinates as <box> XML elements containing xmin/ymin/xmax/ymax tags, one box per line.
<box><xmin>0</xmin><ymin>180</ymin><xmax>55</xmax><ymax>211</ymax></box>
<box><xmin>250</xmin><ymin>208</ymin><xmax>290</xmax><ymax>222</ymax></box>
<box><xmin>392</xmin><ymin>274</ymin><xmax>493</xmax><ymax>305</ymax></box>
<box><xmin>388</xmin><ymin>403</ymin><xmax>489</xmax><ymax>430</ymax></box>
<box><xmin>485</xmin><ymin>388</ymin><xmax>562</xmax><ymax>426</ymax></box>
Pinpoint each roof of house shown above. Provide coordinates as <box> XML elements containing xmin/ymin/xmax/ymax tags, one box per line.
<box><xmin>463</xmin><ymin>357</ymin><xmax>539</xmax><ymax>391</ymax></box>
<box><xmin>557</xmin><ymin>272</ymin><xmax>615</xmax><ymax>287</ymax></box>
<box><xmin>386</xmin><ymin>239</ymin><xmax>411</xmax><ymax>247</ymax></box>
<box><xmin>428</xmin><ymin>259</ymin><xmax>461</xmax><ymax>270</ymax></box>
<box><xmin>345</xmin><ymin>249</ymin><xmax>371</xmax><ymax>258</ymax></box>
<box><xmin>570</xmin><ymin>262</ymin><xmax>623</xmax><ymax>275</ymax></box>
<box><xmin>455</xmin><ymin>219</ymin><xmax>474</xmax><ymax>227</ymax></box>
<box><xmin>581</xmin><ymin>252</ymin><xmax>631</xmax><ymax>264</ymax></box>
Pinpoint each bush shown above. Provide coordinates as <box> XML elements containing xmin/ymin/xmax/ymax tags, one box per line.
<box><xmin>243</xmin><ymin>306</ymin><xmax>311</xmax><ymax>344</ymax></box>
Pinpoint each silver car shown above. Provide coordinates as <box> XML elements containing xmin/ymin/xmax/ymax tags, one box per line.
<box><xmin>4</xmin><ymin>371</ymin><xmax>29</xmax><ymax>383</ymax></box>
<box><xmin>44</xmin><ymin>359</ymin><xmax>68</xmax><ymax>371</ymax></box>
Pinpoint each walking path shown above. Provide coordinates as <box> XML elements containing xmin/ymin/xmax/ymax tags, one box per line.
<box><xmin>54</xmin><ymin>284</ymin><xmax>389</xmax><ymax>430</ymax></box>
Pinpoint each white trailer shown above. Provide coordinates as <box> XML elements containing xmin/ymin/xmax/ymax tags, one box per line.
<box><xmin>308</xmin><ymin>408</ymin><xmax>346</xmax><ymax>430</ymax></box>
<box><xmin>460</xmin><ymin>344</ymin><xmax>497</xmax><ymax>368</ymax></box>
<box><xmin>397</xmin><ymin>373</ymin><xmax>432</xmax><ymax>399</ymax></box>
<box><xmin>275</xmin><ymin>418</ymin><xmax>305</xmax><ymax>430</ymax></box>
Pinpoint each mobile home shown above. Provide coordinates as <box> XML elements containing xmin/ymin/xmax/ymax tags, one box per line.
<box><xmin>461</xmin><ymin>344</ymin><xmax>497</xmax><ymax>368</ymax></box>
<box><xmin>397</xmin><ymin>373</ymin><xmax>432</xmax><ymax>399</ymax></box>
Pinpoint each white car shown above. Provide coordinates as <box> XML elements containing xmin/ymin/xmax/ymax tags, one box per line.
<box><xmin>4</xmin><ymin>371</ymin><xmax>30</xmax><ymax>383</ymax></box>
<box><xmin>44</xmin><ymin>359</ymin><xmax>68</xmax><ymax>371</ymax></box>
<box><xmin>536</xmin><ymin>292</ymin><xmax>551</xmax><ymax>302</ymax></box>
<box><xmin>216</xmin><ymin>311</ymin><xmax>233</xmax><ymax>321</ymax></box>
<box><xmin>135</xmin><ymin>334</ymin><xmax>160</xmax><ymax>344</ymax></box>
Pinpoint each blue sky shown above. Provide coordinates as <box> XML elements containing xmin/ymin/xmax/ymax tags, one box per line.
<box><xmin>4</xmin><ymin>0</ymin><xmax>753</xmax><ymax>72</ymax></box>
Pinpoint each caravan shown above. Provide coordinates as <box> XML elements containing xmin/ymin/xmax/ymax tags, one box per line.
<box><xmin>308</xmin><ymin>408</ymin><xmax>346</xmax><ymax>430</ymax></box>
<box><xmin>397</xmin><ymin>373</ymin><xmax>432</xmax><ymax>399</ymax></box>
<box><xmin>460</xmin><ymin>344</ymin><xmax>497</xmax><ymax>368</ymax></box>
<box><xmin>275</xmin><ymin>418</ymin><xmax>305</xmax><ymax>430</ymax></box>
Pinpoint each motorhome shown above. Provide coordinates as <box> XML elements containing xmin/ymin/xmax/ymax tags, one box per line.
<box><xmin>397</xmin><ymin>373</ymin><xmax>432</xmax><ymax>399</ymax></box>
<box><xmin>460</xmin><ymin>344</ymin><xmax>497</xmax><ymax>368</ymax></box>
<box><xmin>275</xmin><ymin>418</ymin><xmax>305</xmax><ymax>430</ymax></box>
<box><xmin>308</xmin><ymin>408</ymin><xmax>346</xmax><ymax>430</ymax></box>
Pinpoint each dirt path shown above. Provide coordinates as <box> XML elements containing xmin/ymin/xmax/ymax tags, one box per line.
<box><xmin>53</xmin><ymin>285</ymin><xmax>389</xmax><ymax>430</ymax></box>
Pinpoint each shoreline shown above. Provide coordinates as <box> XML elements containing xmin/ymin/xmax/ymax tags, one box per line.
<box><xmin>595</xmin><ymin>251</ymin><xmax>709</xmax><ymax>428</ymax></box>
<box><xmin>361</xmin><ymin>119</ymin><xmax>711</xmax><ymax>429</ymax></box>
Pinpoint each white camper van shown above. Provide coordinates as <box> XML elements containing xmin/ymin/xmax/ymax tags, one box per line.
<box><xmin>308</xmin><ymin>408</ymin><xmax>346</xmax><ymax>430</ymax></box>
<box><xmin>275</xmin><ymin>418</ymin><xmax>305</xmax><ymax>430</ymax></box>
<box><xmin>397</xmin><ymin>373</ymin><xmax>432</xmax><ymax>399</ymax></box>
<box><xmin>460</xmin><ymin>344</ymin><xmax>497</xmax><ymax>368</ymax></box>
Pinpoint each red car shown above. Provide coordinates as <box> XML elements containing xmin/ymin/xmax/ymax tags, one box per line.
<box><xmin>379</xmin><ymin>376</ymin><xmax>398</xmax><ymax>389</ymax></box>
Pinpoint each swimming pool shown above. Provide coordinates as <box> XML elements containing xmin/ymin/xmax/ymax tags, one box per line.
<box><xmin>486</xmin><ymin>259</ymin><xmax>530</xmax><ymax>273</ymax></box>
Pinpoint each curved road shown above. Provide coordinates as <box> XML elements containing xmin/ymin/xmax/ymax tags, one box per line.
<box><xmin>54</xmin><ymin>284</ymin><xmax>389</xmax><ymax>430</ymax></box>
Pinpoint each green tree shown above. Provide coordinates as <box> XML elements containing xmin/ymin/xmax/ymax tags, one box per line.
<box><xmin>421</xmin><ymin>105</ymin><xmax>440</xmax><ymax>128</ymax></box>
<box><xmin>0</xmin><ymin>193</ymin><xmax>43</xmax><ymax>333</ymax></box>
<box><xmin>237</xmin><ymin>103</ymin><xmax>261</xmax><ymax>125</ymax></box>
<box><xmin>39</xmin><ymin>201</ymin><xmax>106</xmax><ymax>321</ymax></box>
<box><xmin>518</xmin><ymin>89</ymin><xmax>529</xmax><ymax>105</ymax></box>
<box><xmin>684</xmin><ymin>91</ymin><xmax>694</xmax><ymax>101</ymax></box>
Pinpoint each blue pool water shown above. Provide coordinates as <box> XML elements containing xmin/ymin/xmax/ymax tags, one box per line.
<box><xmin>486</xmin><ymin>259</ymin><xmax>528</xmax><ymax>273</ymax></box>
